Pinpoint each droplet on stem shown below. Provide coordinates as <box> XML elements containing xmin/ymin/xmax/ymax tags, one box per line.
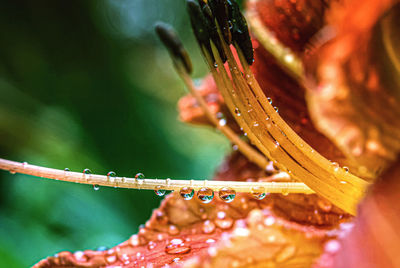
<box><xmin>197</xmin><ymin>188</ymin><xmax>214</xmax><ymax>203</ymax></box>
<box><xmin>179</xmin><ymin>187</ymin><xmax>194</xmax><ymax>200</ymax></box>
<box><xmin>93</xmin><ymin>184</ymin><xmax>100</xmax><ymax>191</ymax></box>
<box><xmin>251</xmin><ymin>186</ymin><xmax>266</xmax><ymax>200</ymax></box>
<box><xmin>83</xmin><ymin>168</ymin><xmax>91</xmax><ymax>175</ymax></box>
<box><xmin>154</xmin><ymin>185</ymin><xmax>166</xmax><ymax>196</ymax></box>
<box><xmin>218</xmin><ymin>187</ymin><xmax>236</xmax><ymax>203</ymax></box>
<box><xmin>234</xmin><ymin>108</ymin><xmax>241</xmax><ymax>116</ymax></box>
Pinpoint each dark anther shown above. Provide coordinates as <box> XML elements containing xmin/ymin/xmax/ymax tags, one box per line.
<box><xmin>187</xmin><ymin>0</ymin><xmax>226</xmax><ymax>63</ymax></box>
<box><xmin>208</xmin><ymin>0</ymin><xmax>232</xmax><ymax>44</ymax></box>
<box><xmin>227</xmin><ymin>0</ymin><xmax>254</xmax><ymax>65</ymax></box>
<box><xmin>155</xmin><ymin>22</ymin><xmax>193</xmax><ymax>74</ymax></box>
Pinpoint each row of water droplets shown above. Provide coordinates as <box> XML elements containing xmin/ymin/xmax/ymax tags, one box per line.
<box><xmin>61</xmin><ymin>168</ymin><xmax>272</xmax><ymax>202</ymax></box>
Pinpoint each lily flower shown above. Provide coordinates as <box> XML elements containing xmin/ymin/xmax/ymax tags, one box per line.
<box><xmin>1</xmin><ymin>0</ymin><xmax>399</xmax><ymax>267</ymax></box>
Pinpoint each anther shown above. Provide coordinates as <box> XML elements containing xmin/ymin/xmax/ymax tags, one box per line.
<box><xmin>155</xmin><ymin>22</ymin><xmax>193</xmax><ymax>74</ymax></box>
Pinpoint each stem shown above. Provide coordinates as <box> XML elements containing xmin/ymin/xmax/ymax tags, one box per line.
<box><xmin>174</xmin><ymin>61</ymin><xmax>269</xmax><ymax>169</ymax></box>
<box><xmin>0</xmin><ymin>158</ymin><xmax>314</xmax><ymax>193</ymax></box>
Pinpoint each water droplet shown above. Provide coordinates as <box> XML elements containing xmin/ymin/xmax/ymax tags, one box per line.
<box><xmin>9</xmin><ymin>169</ymin><xmax>16</xmax><ymax>174</ymax></box>
<box><xmin>135</xmin><ymin>173</ymin><xmax>144</xmax><ymax>180</ymax></box>
<box><xmin>64</xmin><ymin>168</ymin><xmax>70</xmax><ymax>172</ymax></box>
<box><xmin>165</xmin><ymin>239</ymin><xmax>191</xmax><ymax>255</ymax></box>
<box><xmin>232</xmin><ymin>144</ymin><xmax>239</xmax><ymax>151</ymax></box>
<box><xmin>251</xmin><ymin>186</ymin><xmax>266</xmax><ymax>200</ymax></box>
<box><xmin>267</xmin><ymin>97</ymin><xmax>272</xmax><ymax>104</ymax></box>
<box><xmin>218</xmin><ymin>118</ymin><xmax>227</xmax><ymax>126</ymax></box>
<box><xmin>147</xmin><ymin>241</ymin><xmax>157</xmax><ymax>250</ymax></box>
<box><xmin>274</xmin><ymin>106</ymin><xmax>279</xmax><ymax>113</ymax></box>
<box><xmin>343</xmin><ymin>166</ymin><xmax>349</xmax><ymax>172</ymax></box>
<box><xmin>74</xmin><ymin>251</ymin><xmax>88</xmax><ymax>262</ymax></box>
<box><xmin>107</xmin><ymin>171</ymin><xmax>116</xmax><ymax>178</ymax></box>
<box><xmin>215</xmin><ymin>217</ymin><xmax>233</xmax><ymax>229</ymax></box>
<box><xmin>202</xmin><ymin>220</ymin><xmax>216</xmax><ymax>234</ymax></box>
<box><xmin>93</xmin><ymin>184</ymin><xmax>100</xmax><ymax>191</ymax></box>
<box><xmin>179</xmin><ymin>187</ymin><xmax>194</xmax><ymax>200</ymax></box>
<box><xmin>234</xmin><ymin>108</ymin><xmax>241</xmax><ymax>116</ymax></box>
<box><xmin>331</xmin><ymin>162</ymin><xmax>340</xmax><ymax>171</ymax></box>
<box><xmin>22</xmin><ymin>161</ymin><xmax>28</xmax><ymax>168</ymax></box>
<box><xmin>197</xmin><ymin>188</ymin><xmax>214</xmax><ymax>203</ymax></box>
<box><xmin>274</xmin><ymin>141</ymin><xmax>280</xmax><ymax>147</ymax></box>
<box><xmin>135</xmin><ymin>173</ymin><xmax>144</xmax><ymax>187</ymax></box>
<box><xmin>105</xmin><ymin>249</ymin><xmax>117</xmax><ymax>264</ymax></box>
<box><xmin>253</xmin><ymin>121</ymin><xmax>259</xmax><ymax>127</ymax></box>
<box><xmin>218</xmin><ymin>187</ymin><xmax>236</xmax><ymax>203</ymax></box>
<box><xmin>214</xmin><ymin>63</ymin><xmax>218</xmax><ymax>68</ymax></box>
<box><xmin>168</xmin><ymin>224</ymin><xmax>180</xmax><ymax>235</ymax></box>
<box><xmin>154</xmin><ymin>185</ymin><xmax>166</xmax><ymax>196</ymax></box>
<box><xmin>83</xmin><ymin>168</ymin><xmax>91</xmax><ymax>174</ymax></box>
<box><xmin>173</xmin><ymin>257</ymin><xmax>181</xmax><ymax>263</ymax></box>
<box><xmin>284</xmin><ymin>54</ymin><xmax>294</xmax><ymax>63</ymax></box>
<box><xmin>340</xmin><ymin>180</ymin><xmax>347</xmax><ymax>184</ymax></box>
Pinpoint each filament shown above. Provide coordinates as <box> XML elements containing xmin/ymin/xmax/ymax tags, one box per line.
<box><xmin>0</xmin><ymin>158</ymin><xmax>314</xmax><ymax>194</ymax></box>
<box><xmin>203</xmin><ymin>20</ymin><xmax>370</xmax><ymax>215</ymax></box>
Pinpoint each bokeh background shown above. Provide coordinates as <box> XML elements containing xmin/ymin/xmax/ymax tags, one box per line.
<box><xmin>0</xmin><ymin>1</ymin><xmax>246</xmax><ymax>266</ymax></box>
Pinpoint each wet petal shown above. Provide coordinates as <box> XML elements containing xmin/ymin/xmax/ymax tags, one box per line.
<box><xmin>304</xmin><ymin>0</ymin><xmax>400</xmax><ymax>180</ymax></box>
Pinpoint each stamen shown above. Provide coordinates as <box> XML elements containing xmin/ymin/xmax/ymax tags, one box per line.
<box><xmin>0</xmin><ymin>158</ymin><xmax>314</xmax><ymax>194</ymax></box>
<box><xmin>186</xmin><ymin>0</ymin><xmax>370</xmax><ymax>214</ymax></box>
<box><xmin>155</xmin><ymin>22</ymin><xmax>193</xmax><ymax>74</ymax></box>
<box><xmin>156</xmin><ymin>22</ymin><xmax>270</xmax><ymax>170</ymax></box>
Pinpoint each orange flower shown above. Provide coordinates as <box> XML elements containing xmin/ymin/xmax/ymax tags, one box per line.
<box><xmin>33</xmin><ymin>0</ymin><xmax>400</xmax><ymax>267</ymax></box>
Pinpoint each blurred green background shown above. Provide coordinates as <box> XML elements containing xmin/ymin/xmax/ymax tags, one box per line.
<box><xmin>0</xmin><ymin>1</ymin><xmax>234</xmax><ymax>266</ymax></box>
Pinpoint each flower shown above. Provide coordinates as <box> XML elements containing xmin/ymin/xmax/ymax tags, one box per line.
<box><xmin>31</xmin><ymin>0</ymin><xmax>400</xmax><ymax>267</ymax></box>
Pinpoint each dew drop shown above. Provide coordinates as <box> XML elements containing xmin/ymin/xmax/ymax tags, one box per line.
<box><xmin>147</xmin><ymin>241</ymin><xmax>157</xmax><ymax>250</ymax></box>
<box><xmin>165</xmin><ymin>239</ymin><xmax>191</xmax><ymax>255</ymax></box>
<box><xmin>234</xmin><ymin>108</ymin><xmax>241</xmax><ymax>116</ymax></box>
<box><xmin>251</xmin><ymin>186</ymin><xmax>266</xmax><ymax>200</ymax></box>
<box><xmin>343</xmin><ymin>166</ymin><xmax>349</xmax><ymax>172</ymax></box>
<box><xmin>107</xmin><ymin>171</ymin><xmax>116</xmax><ymax>178</ymax></box>
<box><xmin>218</xmin><ymin>118</ymin><xmax>227</xmax><ymax>126</ymax></box>
<box><xmin>202</xmin><ymin>220</ymin><xmax>216</xmax><ymax>234</ymax></box>
<box><xmin>135</xmin><ymin>173</ymin><xmax>144</xmax><ymax>180</ymax></box>
<box><xmin>215</xmin><ymin>217</ymin><xmax>233</xmax><ymax>229</ymax></box>
<box><xmin>218</xmin><ymin>187</ymin><xmax>236</xmax><ymax>203</ymax></box>
<box><xmin>93</xmin><ymin>184</ymin><xmax>100</xmax><ymax>191</ymax></box>
<box><xmin>64</xmin><ymin>168</ymin><xmax>70</xmax><ymax>172</ymax></box>
<box><xmin>331</xmin><ymin>162</ymin><xmax>340</xmax><ymax>171</ymax></box>
<box><xmin>197</xmin><ymin>188</ymin><xmax>214</xmax><ymax>203</ymax></box>
<box><xmin>214</xmin><ymin>63</ymin><xmax>218</xmax><ymax>68</ymax></box>
<box><xmin>154</xmin><ymin>185</ymin><xmax>166</xmax><ymax>196</ymax></box>
<box><xmin>267</xmin><ymin>97</ymin><xmax>273</xmax><ymax>104</ymax></box>
<box><xmin>83</xmin><ymin>168</ymin><xmax>91</xmax><ymax>175</ymax></box>
<box><xmin>9</xmin><ymin>170</ymin><xmax>16</xmax><ymax>174</ymax></box>
<box><xmin>168</xmin><ymin>224</ymin><xmax>180</xmax><ymax>235</ymax></box>
<box><xmin>105</xmin><ymin>249</ymin><xmax>117</xmax><ymax>264</ymax></box>
<box><xmin>74</xmin><ymin>251</ymin><xmax>88</xmax><ymax>262</ymax></box>
<box><xmin>274</xmin><ymin>141</ymin><xmax>280</xmax><ymax>147</ymax></box>
<box><xmin>274</xmin><ymin>106</ymin><xmax>279</xmax><ymax>113</ymax></box>
<box><xmin>179</xmin><ymin>187</ymin><xmax>194</xmax><ymax>200</ymax></box>
<box><xmin>232</xmin><ymin>144</ymin><xmax>239</xmax><ymax>151</ymax></box>
<box><xmin>253</xmin><ymin>121</ymin><xmax>259</xmax><ymax>127</ymax></box>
